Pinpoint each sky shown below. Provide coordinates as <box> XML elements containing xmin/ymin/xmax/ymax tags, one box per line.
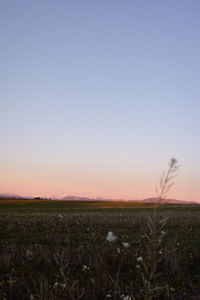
<box><xmin>0</xmin><ymin>0</ymin><xmax>200</xmax><ymax>201</ymax></box>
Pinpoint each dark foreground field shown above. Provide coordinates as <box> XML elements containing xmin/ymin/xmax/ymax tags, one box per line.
<box><xmin>1</xmin><ymin>200</ymin><xmax>200</xmax><ymax>300</ymax></box>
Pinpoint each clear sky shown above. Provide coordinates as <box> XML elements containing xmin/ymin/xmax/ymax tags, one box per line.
<box><xmin>0</xmin><ymin>0</ymin><xmax>200</xmax><ymax>201</ymax></box>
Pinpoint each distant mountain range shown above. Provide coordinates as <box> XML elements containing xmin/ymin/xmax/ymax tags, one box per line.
<box><xmin>0</xmin><ymin>193</ymin><xmax>26</xmax><ymax>199</ymax></box>
<box><xmin>62</xmin><ymin>196</ymin><xmax>199</xmax><ymax>204</ymax></box>
<box><xmin>62</xmin><ymin>195</ymin><xmax>125</xmax><ymax>201</ymax></box>
<box><xmin>0</xmin><ymin>193</ymin><xmax>198</xmax><ymax>204</ymax></box>
<box><xmin>140</xmin><ymin>197</ymin><xmax>199</xmax><ymax>204</ymax></box>
<box><xmin>62</xmin><ymin>195</ymin><xmax>93</xmax><ymax>201</ymax></box>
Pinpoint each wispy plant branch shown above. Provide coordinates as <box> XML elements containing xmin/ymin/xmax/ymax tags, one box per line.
<box><xmin>155</xmin><ymin>158</ymin><xmax>180</xmax><ymax>202</ymax></box>
<box><xmin>139</xmin><ymin>158</ymin><xmax>180</xmax><ymax>299</ymax></box>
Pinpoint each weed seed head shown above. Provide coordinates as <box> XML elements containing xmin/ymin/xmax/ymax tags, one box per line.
<box><xmin>122</xmin><ymin>242</ymin><xmax>130</xmax><ymax>248</ymax></box>
<box><xmin>106</xmin><ymin>231</ymin><xmax>117</xmax><ymax>242</ymax></box>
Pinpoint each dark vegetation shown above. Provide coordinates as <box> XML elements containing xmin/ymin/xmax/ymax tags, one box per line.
<box><xmin>1</xmin><ymin>200</ymin><xmax>200</xmax><ymax>299</ymax></box>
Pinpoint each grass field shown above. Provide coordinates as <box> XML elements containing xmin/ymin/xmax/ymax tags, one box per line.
<box><xmin>1</xmin><ymin>199</ymin><xmax>200</xmax><ymax>299</ymax></box>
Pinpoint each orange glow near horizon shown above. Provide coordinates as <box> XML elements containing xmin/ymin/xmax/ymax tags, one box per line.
<box><xmin>0</xmin><ymin>165</ymin><xmax>199</xmax><ymax>202</ymax></box>
<box><xmin>0</xmin><ymin>154</ymin><xmax>199</xmax><ymax>202</ymax></box>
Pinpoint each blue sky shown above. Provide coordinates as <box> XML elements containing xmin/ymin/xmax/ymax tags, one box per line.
<box><xmin>0</xmin><ymin>0</ymin><xmax>200</xmax><ymax>200</ymax></box>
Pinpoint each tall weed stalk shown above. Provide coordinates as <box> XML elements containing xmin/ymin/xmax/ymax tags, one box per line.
<box><xmin>140</xmin><ymin>158</ymin><xmax>180</xmax><ymax>299</ymax></box>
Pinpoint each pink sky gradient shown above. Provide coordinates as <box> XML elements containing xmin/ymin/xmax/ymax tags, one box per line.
<box><xmin>0</xmin><ymin>160</ymin><xmax>199</xmax><ymax>201</ymax></box>
<box><xmin>1</xmin><ymin>1</ymin><xmax>200</xmax><ymax>202</ymax></box>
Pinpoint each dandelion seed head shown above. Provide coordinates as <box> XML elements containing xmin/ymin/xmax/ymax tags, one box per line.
<box><xmin>53</xmin><ymin>282</ymin><xmax>59</xmax><ymax>288</ymax></box>
<box><xmin>60</xmin><ymin>283</ymin><xmax>66</xmax><ymax>289</ymax></box>
<box><xmin>58</xmin><ymin>214</ymin><xmax>64</xmax><ymax>220</ymax></box>
<box><xmin>82</xmin><ymin>265</ymin><xmax>90</xmax><ymax>271</ymax></box>
<box><xmin>106</xmin><ymin>231</ymin><xmax>117</xmax><ymax>242</ymax></box>
<box><xmin>121</xmin><ymin>295</ymin><xmax>132</xmax><ymax>300</ymax></box>
<box><xmin>136</xmin><ymin>264</ymin><xmax>140</xmax><ymax>269</ymax></box>
<box><xmin>53</xmin><ymin>282</ymin><xmax>66</xmax><ymax>289</ymax></box>
<box><xmin>26</xmin><ymin>250</ymin><xmax>33</xmax><ymax>259</ymax></box>
<box><xmin>137</xmin><ymin>256</ymin><xmax>143</xmax><ymax>262</ymax></box>
<box><xmin>170</xmin><ymin>158</ymin><xmax>178</xmax><ymax>168</ymax></box>
<box><xmin>122</xmin><ymin>242</ymin><xmax>130</xmax><ymax>248</ymax></box>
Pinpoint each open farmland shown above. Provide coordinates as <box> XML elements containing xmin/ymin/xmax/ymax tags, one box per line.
<box><xmin>1</xmin><ymin>200</ymin><xmax>200</xmax><ymax>300</ymax></box>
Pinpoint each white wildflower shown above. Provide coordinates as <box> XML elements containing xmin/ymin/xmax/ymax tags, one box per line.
<box><xmin>60</xmin><ymin>283</ymin><xmax>66</xmax><ymax>289</ymax></box>
<box><xmin>106</xmin><ymin>295</ymin><xmax>111</xmax><ymax>298</ymax></box>
<box><xmin>117</xmin><ymin>248</ymin><xmax>121</xmax><ymax>254</ymax></box>
<box><xmin>137</xmin><ymin>256</ymin><xmax>143</xmax><ymax>262</ymax></box>
<box><xmin>82</xmin><ymin>265</ymin><xmax>90</xmax><ymax>271</ymax></box>
<box><xmin>26</xmin><ymin>250</ymin><xmax>33</xmax><ymax>259</ymax></box>
<box><xmin>106</xmin><ymin>231</ymin><xmax>117</xmax><ymax>242</ymax></box>
<box><xmin>53</xmin><ymin>282</ymin><xmax>66</xmax><ymax>289</ymax></box>
<box><xmin>136</xmin><ymin>264</ymin><xmax>140</xmax><ymax>269</ymax></box>
<box><xmin>53</xmin><ymin>282</ymin><xmax>59</xmax><ymax>288</ymax></box>
<box><xmin>58</xmin><ymin>214</ymin><xmax>64</xmax><ymax>220</ymax></box>
<box><xmin>122</xmin><ymin>242</ymin><xmax>130</xmax><ymax>248</ymax></box>
<box><xmin>121</xmin><ymin>295</ymin><xmax>132</xmax><ymax>300</ymax></box>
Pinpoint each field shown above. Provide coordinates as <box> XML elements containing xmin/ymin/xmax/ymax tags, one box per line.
<box><xmin>1</xmin><ymin>200</ymin><xmax>200</xmax><ymax>300</ymax></box>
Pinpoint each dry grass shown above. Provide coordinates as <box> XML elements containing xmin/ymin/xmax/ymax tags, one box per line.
<box><xmin>1</xmin><ymin>204</ymin><xmax>200</xmax><ymax>299</ymax></box>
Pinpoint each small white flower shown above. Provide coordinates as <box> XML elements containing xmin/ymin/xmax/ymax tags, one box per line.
<box><xmin>122</xmin><ymin>242</ymin><xmax>130</xmax><ymax>248</ymax></box>
<box><xmin>136</xmin><ymin>264</ymin><xmax>140</xmax><ymax>269</ymax></box>
<box><xmin>106</xmin><ymin>231</ymin><xmax>117</xmax><ymax>242</ymax></box>
<box><xmin>53</xmin><ymin>282</ymin><xmax>66</xmax><ymax>289</ymax></box>
<box><xmin>106</xmin><ymin>295</ymin><xmax>111</xmax><ymax>298</ymax></box>
<box><xmin>170</xmin><ymin>287</ymin><xmax>175</xmax><ymax>292</ymax></box>
<box><xmin>26</xmin><ymin>250</ymin><xmax>33</xmax><ymax>259</ymax></box>
<box><xmin>60</xmin><ymin>283</ymin><xmax>66</xmax><ymax>289</ymax></box>
<box><xmin>137</xmin><ymin>256</ymin><xmax>143</xmax><ymax>262</ymax></box>
<box><xmin>58</xmin><ymin>214</ymin><xmax>64</xmax><ymax>220</ymax></box>
<box><xmin>121</xmin><ymin>295</ymin><xmax>132</xmax><ymax>300</ymax></box>
<box><xmin>159</xmin><ymin>250</ymin><xmax>163</xmax><ymax>255</ymax></box>
<box><xmin>53</xmin><ymin>282</ymin><xmax>59</xmax><ymax>288</ymax></box>
<box><xmin>82</xmin><ymin>265</ymin><xmax>90</xmax><ymax>271</ymax></box>
<box><xmin>117</xmin><ymin>248</ymin><xmax>121</xmax><ymax>254</ymax></box>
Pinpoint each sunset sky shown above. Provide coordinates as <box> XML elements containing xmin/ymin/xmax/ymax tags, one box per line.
<box><xmin>0</xmin><ymin>1</ymin><xmax>200</xmax><ymax>201</ymax></box>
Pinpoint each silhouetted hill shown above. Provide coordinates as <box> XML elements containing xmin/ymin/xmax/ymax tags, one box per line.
<box><xmin>62</xmin><ymin>196</ymin><xmax>126</xmax><ymax>201</ymax></box>
<box><xmin>62</xmin><ymin>195</ymin><xmax>92</xmax><ymax>201</ymax></box>
<box><xmin>141</xmin><ymin>197</ymin><xmax>198</xmax><ymax>204</ymax></box>
<box><xmin>0</xmin><ymin>193</ymin><xmax>198</xmax><ymax>204</ymax></box>
<box><xmin>0</xmin><ymin>193</ymin><xmax>26</xmax><ymax>199</ymax></box>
